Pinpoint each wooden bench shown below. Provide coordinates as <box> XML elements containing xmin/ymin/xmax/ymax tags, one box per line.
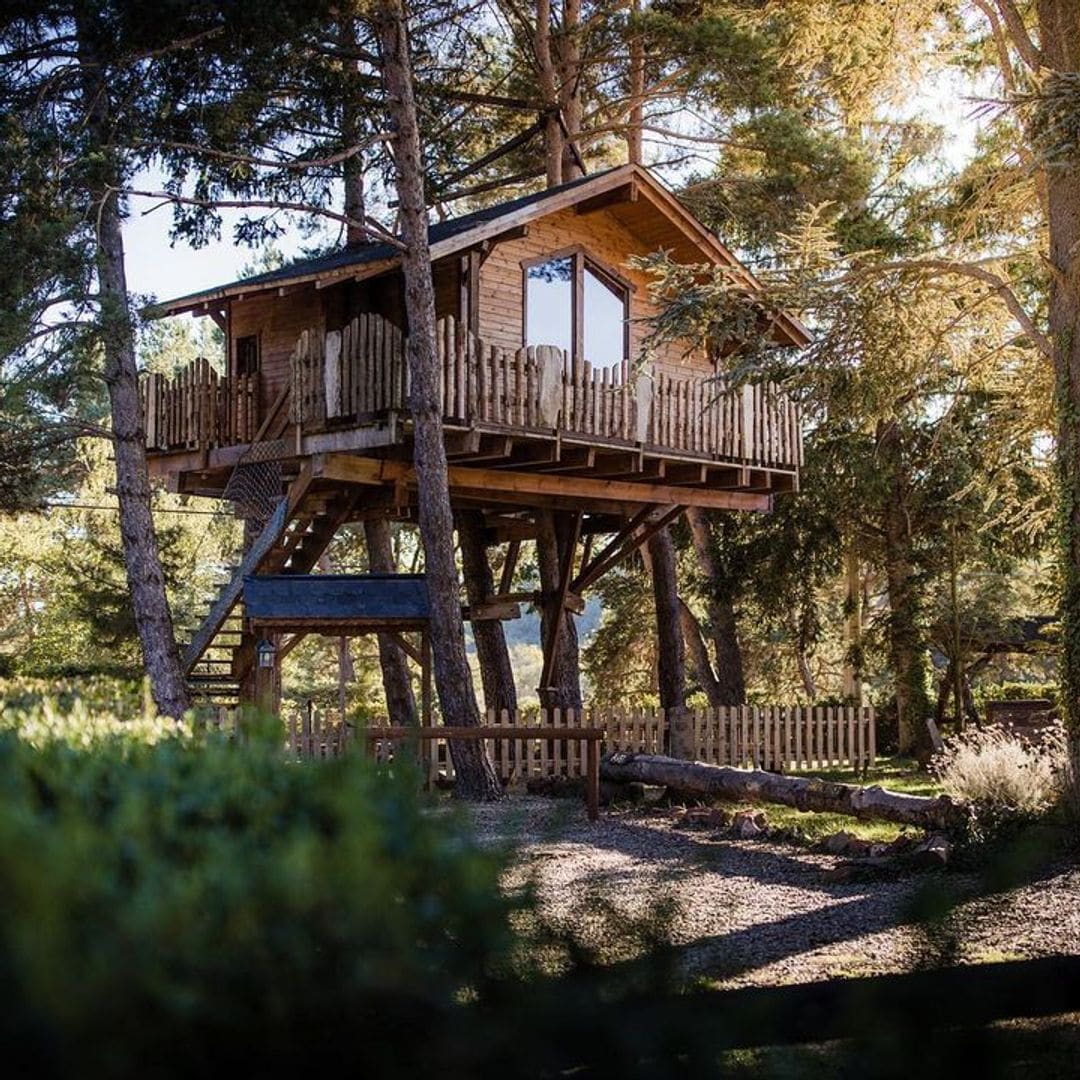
<box><xmin>363</xmin><ymin>725</ymin><xmax>604</xmax><ymax>821</ymax></box>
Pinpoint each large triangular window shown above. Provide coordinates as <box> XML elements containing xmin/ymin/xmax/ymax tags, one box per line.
<box><xmin>524</xmin><ymin>248</ymin><xmax>629</xmax><ymax>369</ymax></box>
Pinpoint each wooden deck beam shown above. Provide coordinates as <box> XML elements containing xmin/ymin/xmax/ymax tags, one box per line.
<box><xmin>572</xmin><ymin>505</ymin><xmax>686</xmax><ymax>594</ymax></box>
<box><xmin>312</xmin><ymin>454</ymin><xmax>772</xmax><ymax>513</ymax></box>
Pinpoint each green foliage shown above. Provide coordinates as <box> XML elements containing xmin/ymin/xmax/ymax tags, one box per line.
<box><xmin>1029</xmin><ymin>71</ymin><xmax>1080</xmax><ymax>169</ymax></box>
<box><xmin>582</xmin><ymin>567</ymin><xmax>658</xmax><ymax>705</ymax></box>
<box><xmin>0</xmin><ymin>708</ymin><xmax>524</xmax><ymax>1075</ymax></box>
<box><xmin>971</xmin><ymin>680</ymin><xmax>1060</xmax><ymax>712</ymax></box>
<box><xmin>0</xmin><ymin>440</ymin><xmax>240</xmax><ymax>677</ymax></box>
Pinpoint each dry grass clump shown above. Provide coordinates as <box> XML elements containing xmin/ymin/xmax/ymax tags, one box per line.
<box><xmin>934</xmin><ymin>724</ymin><xmax>1069</xmax><ymax>818</ymax></box>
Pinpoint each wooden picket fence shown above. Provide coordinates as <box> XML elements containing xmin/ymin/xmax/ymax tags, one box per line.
<box><xmin>240</xmin><ymin>703</ymin><xmax>875</xmax><ymax>779</ymax></box>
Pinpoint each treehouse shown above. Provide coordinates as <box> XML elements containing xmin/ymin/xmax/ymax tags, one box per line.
<box><xmin>143</xmin><ymin>164</ymin><xmax>810</xmax><ymax>708</ymax></box>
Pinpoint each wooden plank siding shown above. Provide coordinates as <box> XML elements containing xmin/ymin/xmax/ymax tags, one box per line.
<box><xmin>477</xmin><ymin>206</ymin><xmax>707</xmax><ymax>379</ymax></box>
<box><xmin>229</xmin><ymin>287</ymin><xmax>324</xmax><ymax>416</ymax></box>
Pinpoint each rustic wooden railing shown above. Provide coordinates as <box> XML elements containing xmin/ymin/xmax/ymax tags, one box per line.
<box><xmin>141</xmin><ymin>358</ymin><xmax>258</xmax><ymax>451</ymax></box>
<box><xmin>289</xmin><ymin>313</ymin><xmax>803</xmax><ymax>471</ymax></box>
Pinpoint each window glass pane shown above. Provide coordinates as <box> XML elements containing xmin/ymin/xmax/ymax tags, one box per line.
<box><xmin>583</xmin><ymin>265</ymin><xmax>626</xmax><ymax>369</ymax></box>
<box><xmin>525</xmin><ymin>256</ymin><xmax>573</xmax><ymax>354</ymax></box>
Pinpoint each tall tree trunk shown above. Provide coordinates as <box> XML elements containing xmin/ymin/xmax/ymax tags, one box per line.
<box><xmin>340</xmin><ymin>6</ymin><xmax>369</xmax><ymax>250</ymax></box>
<box><xmin>556</xmin><ymin>0</ymin><xmax>584</xmax><ymax>181</ymax></box>
<box><xmin>1039</xmin><ymin>0</ymin><xmax>1080</xmax><ymax>779</ymax></box>
<box><xmin>678</xmin><ymin>599</ymin><xmax>722</xmax><ymax>706</ymax></box>
<box><xmin>647</xmin><ymin>527</ymin><xmax>689</xmax><ymax>756</ymax></box>
<box><xmin>374</xmin><ymin>0</ymin><xmax>499</xmax><ymax>798</ymax></box>
<box><xmin>458</xmin><ymin>510</ymin><xmax>518</xmax><ymax>716</ymax></box>
<box><xmin>626</xmin><ymin>0</ymin><xmax>644</xmax><ymax>165</ymax></box>
<box><xmin>337</xmin><ymin>637</ymin><xmax>353</xmax><ymax>718</ymax></box>
<box><xmin>78</xmin><ymin>34</ymin><xmax>189</xmax><ymax>719</ymax></box>
<box><xmin>879</xmin><ymin>422</ymin><xmax>932</xmax><ymax>758</ymax></box>
<box><xmin>686</xmin><ymin>507</ymin><xmax>745</xmax><ymax>704</ymax></box>
<box><xmin>535</xmin><ymin>0</ymin><xmax>563</xmax><ymax>186</ymax></box>
<box><xmin>841</xmin><ymin>545</ymin><xmax>863</xmax><ymax>706</ymax></box>
<box><xmin>795</xmin><ymin>645</ymin><xmax>817</xmax><ymax>700</ymax></box>
<box><xmin>364</xmin><ymin>518</ymin><xmax>419</xmax><ymax>726</ymax></box>
<box><xmin>536</xmin><ymin>510</ymin><xmax>583</xmax><ymax>711</ymax></box>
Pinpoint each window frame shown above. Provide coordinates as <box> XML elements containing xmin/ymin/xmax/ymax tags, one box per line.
<box><xmin>521</xmin><ymin>245</ymin><xmax>632</xmax><ymax>368</ymax></box>
<box><xmin>233</xmin><ymin>333</ymin><xmax>261</xmax><ymax>378</ymax></box>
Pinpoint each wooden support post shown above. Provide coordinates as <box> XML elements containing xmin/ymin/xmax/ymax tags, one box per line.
<box><xmin>499</xmin><ymin>539</ymin><xmax>521</xmax><ymax>595</ymax></box>
<box><xmin>539</xmin><ymin>511</ymin><xmax>582</xmax><ymax>691</ymax></box>
<box><xmin>252</xmin><ymin>631</ymin><xmax>281</xmax><ymax>718</ymax></box>
<box><xmin>572</xmin><ymin>504</ymin><xmax>685</xmax><ymax>594</ymax></box>
<box><xmin>586</xmin><ymin>736</ymin><xmax>599</xmax><ymax>822</ymax></box>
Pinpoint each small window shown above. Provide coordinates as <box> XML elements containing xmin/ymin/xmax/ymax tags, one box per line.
<box><xmin>524</xmin><ymin>250</ymin><xmax>628</xmax><ymax>368</ymax></box>
<box><xmin>235</xmin><ymin>334</ymin><xmax>260</xmax><ymax>376</ymax></box>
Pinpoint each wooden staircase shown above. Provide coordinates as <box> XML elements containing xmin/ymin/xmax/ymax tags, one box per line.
<box><xmin>179</xmin><ymin>477</ymin><xmax>360</xmax><ymax>708</ymax></box>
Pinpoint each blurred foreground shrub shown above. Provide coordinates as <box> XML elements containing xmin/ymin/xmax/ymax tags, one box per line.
<box><xmin>0</xmin><ymin>719</ymin><xmax>526</xmax><ymax>1078</ymax></box>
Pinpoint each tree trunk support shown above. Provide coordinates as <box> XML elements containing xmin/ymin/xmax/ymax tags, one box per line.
<box><xmin>539</xmin><ymin>509</ymin><xmax>583</xmax><ymax>691</ymax></box>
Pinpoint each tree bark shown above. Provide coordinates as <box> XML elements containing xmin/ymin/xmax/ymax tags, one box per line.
<box><xmin>626</xmin><ymin>0</ymin><xmax>644</xmax><ymax>165</ymax></box>
<box><xmin>601</xmin><ymin>753</ymin><xmax>967</xmax><ymax>831</ymax></box>
<box><xmin>535</xmin><ymin>0</ymin><xmax>563</xmax><ymax>186</ymax></box>
<box><xmin>678</xmin><ymin>599</ymin><xmax>722</xmax><ymax>706</ymax></box>
<box><xmin>374</xmin><ymin>0</ymin><xmax>499</xmax><ymax>798</ymax></box>
<box><xmin>364</xmin><ymin>518</ymin><xmax>419</xmax><ymax>726</ymax></box>
<box><xmin>686</xmin><ymin>507</ymin><xmax>745</xmax><ymax>704</ymax></box>
<box><xmin>78</xmin><ymin>30</ymin><xmax>189</xmax><ymax>719</ymax></box>
<box><xmin>458</xmin><ymin>510</ymin><xmax>518</xmax><ymax>717</ymax></box>
<box><xmin>795</xmin><ymin>645</ymin><xmax>817</xmax><ymax>700</ymax></box>
<box><xmin>536</xmin><ymin>510</ymin><xmax>582</xmax><ymax>712</ymax></box>
<box><xmin>647</xmin><ymin>526</ymin><xmax>689</xmax><ymax>756</ymax></box>
<box><xmin>879</xmin><ymin>422</ymin><xmax>932</xmax><ymax>758</ymax></box>
<box><xmin>340</xmin><ymin>5</ymin><xmax>369</xmax><ymax>249</ymax></box>
<box><xmin>556</xmin><ymin>0</ymin><xmax>584</xmax><ymax>181</ymax></box>
<box><xmin>337</xmin><ymin>637</ymin><xmax>352</xmax><ymax>718</ymax></box>
<box><xmin>1038</xmin><ymin>1</ymin><xmax>1080</xmax><ymax>777</ymax></box>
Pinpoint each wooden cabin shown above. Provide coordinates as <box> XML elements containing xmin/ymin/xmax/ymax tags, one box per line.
<box><xmin>142</xmin><ymin>164</ymin><xmax>810</xmax><ymax>708</ymax></box>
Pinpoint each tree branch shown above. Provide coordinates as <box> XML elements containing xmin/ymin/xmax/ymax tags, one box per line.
<box><xmin>973</xmin><ymin>0</ymin><xmax>1017</xmax><ymax>92</ymax></box>
<box><xmin>990</xmin><ymin>0</ymin><xmax>1045</xmax><ymax>72</ymax></box>
<box><xmin>844</xmin><ymin>257</ymin><xmax>1053</xmax><ymax>360</ymax></box>
<box><xmin>122</xmin><ymin>188</ymin><xmax>405</xmax><ymax>250</ymax></box>
<box><xmin>148</xmin><ymin>138</ymin><xmax>390</xmax><ymax>172</ymax></box>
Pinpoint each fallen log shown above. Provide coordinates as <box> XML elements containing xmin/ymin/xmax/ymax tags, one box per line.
<box><xmin>600</xmin><ymin>752</ymin><xmax>967</xmax><ymax>831</ymax></box>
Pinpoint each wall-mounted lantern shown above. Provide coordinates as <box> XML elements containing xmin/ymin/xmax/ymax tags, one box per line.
<box><xmin>256</xmin><ymin>638</ymin><xmax>277</xmax><ymax>669</ymax></box>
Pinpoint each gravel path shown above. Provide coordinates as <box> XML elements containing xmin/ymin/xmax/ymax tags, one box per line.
<box><xmin>467</xmin><ymin>797</ymin><xmax>1080</xmax><ymax>988</ymax></box>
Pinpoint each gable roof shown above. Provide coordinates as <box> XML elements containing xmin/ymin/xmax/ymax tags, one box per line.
<box><xmin>151</xmin><ymin>164</ymin><xmax>811</xmax><ymax>346</ymax></box>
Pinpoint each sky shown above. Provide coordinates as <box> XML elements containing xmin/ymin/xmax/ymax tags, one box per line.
<box><xmin>122</xmin><ymin>63</ymin><xmax>993</xmax><ymax>312</ymax></box>
<box><xmin>123</xmin><ymin>165</ymin><xmax>327</xmax><ymax>306</ymax></box>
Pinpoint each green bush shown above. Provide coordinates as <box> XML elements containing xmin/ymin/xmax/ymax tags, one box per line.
<box><xmin>0</xmin><ymin>717</ymin><xmax>524</xmax><ymax>1077</ymax></box>
<box><xmin>972</xmin><ymin>681</ymin><xmax>1059</xmax><ymax>713</ymax></box>
<box><xmin>0</xmin><ymin>675</ymin><xmax>150</xmax><ymax>721</ymax></box>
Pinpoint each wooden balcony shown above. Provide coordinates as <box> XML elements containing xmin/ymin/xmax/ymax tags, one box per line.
<box><xmin>289</xmin><ymin>313</ymin><xmax>803</xmax><ymax>473</ymax></box>
<box><xmin>141</xmin><ymin>358</ymin><xmax>259</xmax><ymax>452</ymax></box>
<box><xmin>141</xmin><ymin>314</ymin><xmax>802</xmax><ymax>481</ymax></box>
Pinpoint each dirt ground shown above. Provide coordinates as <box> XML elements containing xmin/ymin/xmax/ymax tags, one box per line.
<box><xmin>467</xmin><ymin>796</ymin><xmax>1080</xmax><ymax>988</ymax></box>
